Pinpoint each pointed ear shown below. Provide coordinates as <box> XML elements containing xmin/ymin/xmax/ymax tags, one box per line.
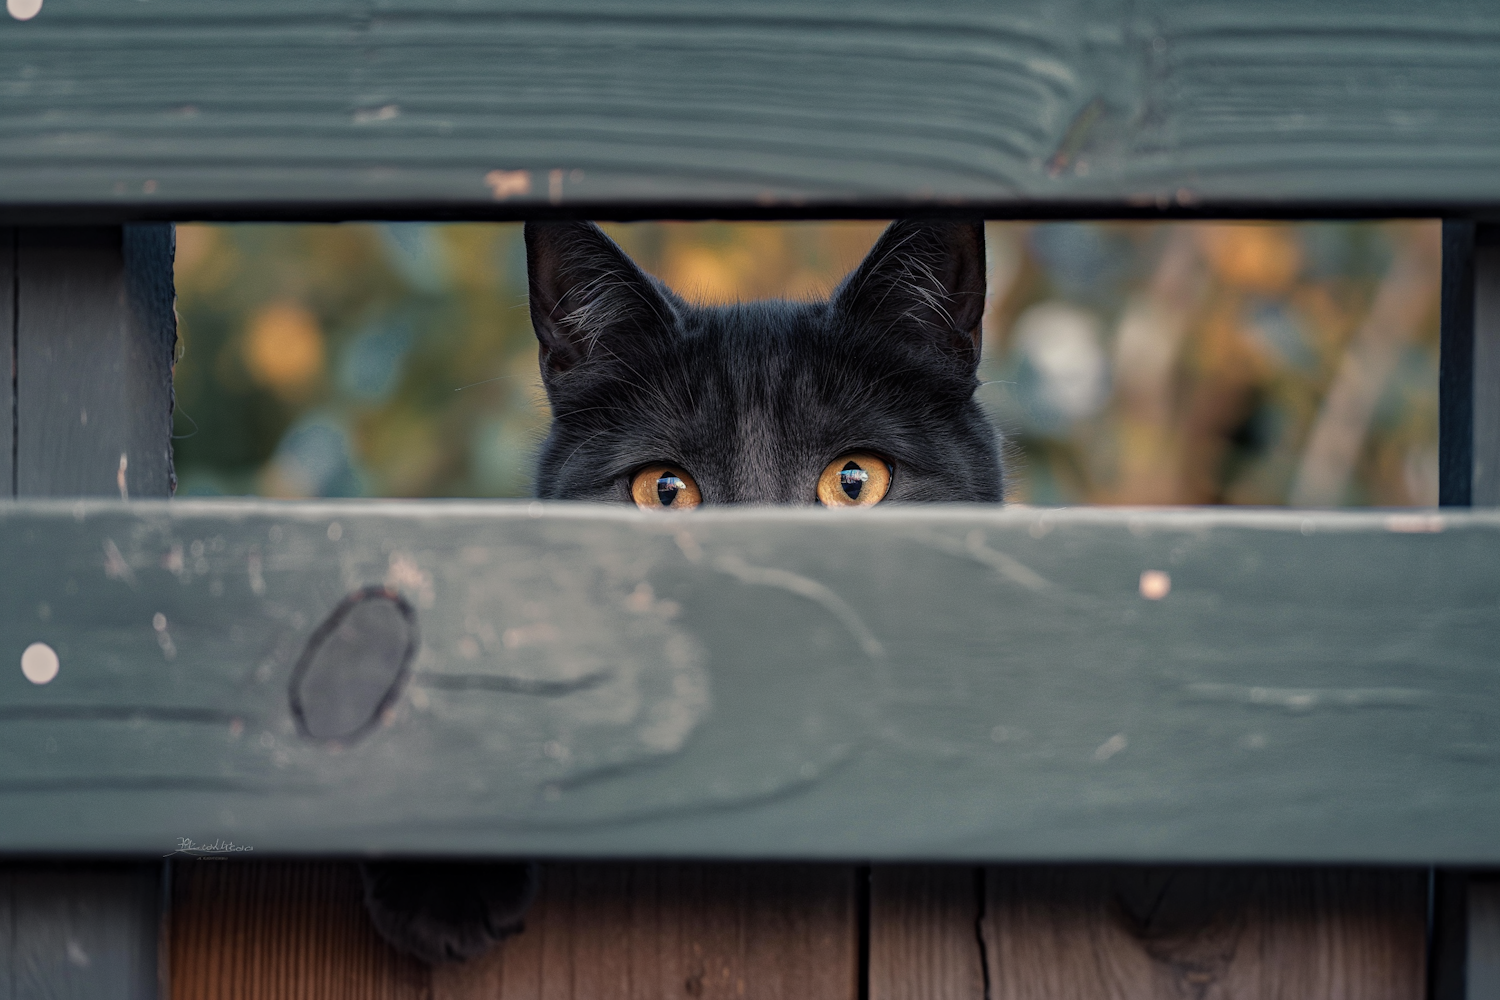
<box><xmin>833</xmin><ymin>219</ymin><xmax>987</xmax><ymax>368</ymax></box>
<box><xmin>525</xmin><ymin>221</ymin><xmax>675</xmax><ymax>373</ymax></box>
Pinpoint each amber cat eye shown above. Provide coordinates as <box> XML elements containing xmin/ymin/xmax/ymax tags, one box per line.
<box><xmin>631</xmin><ymin>465</ymin><xmax>703</xmax><ymax>510</ymax></box>
<box><xmin>816</xmin><ymin>452</ymin><xmax>892</xmax><ymax>507</ymax></box>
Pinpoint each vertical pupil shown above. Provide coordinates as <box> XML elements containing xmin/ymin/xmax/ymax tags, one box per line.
<box><xmin>657</xmin><ymin>474</ymin><xmax>685</xmax><ymax>506</ymax></box>
<box><xmin>838</xmin><ymin>461</ymin><xmax>868</xmax><ymax>500</ymax></box>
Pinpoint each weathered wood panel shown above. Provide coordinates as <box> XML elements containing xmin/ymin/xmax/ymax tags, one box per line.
<box><xmin>169</xmin><ymin>861</ymin><xmax>429</xmax><ymax>1000</ymax></box>
<box><xmin>0</xmin><ymin>863</ymin><xmax>160</xmax><ymax>1000</ymax></box>
<box><xmin>167</xmin><ymin>861</ymin><xmax>856</xmax><ymax>1000</ymax></box>
<box><xmin>1</xmin><ymin>2</ymin><xmax>1499</xmax><ymax>218</ymax></box>
<box><xmin>0</xmin><ymin>228</ymin><xmax>12</xmax><ymax>497</ymax></box>
<box><xmin>869</xmin><ymin>866</ymin><xmax>985</xmax><ymax>1000</ymax></box>
<box><xmin>434</xmin><ymin>864</ymin><xmax>857</xmax><ymax>1000</ymax></box>
<box><xmin>981</xmin><ymin>867</ymin><xmax>1426</xmax><ymax>999</ymax></box>
<box><xmin>13</xmin><ymin>225</ymin><xmax>176</xmax><ymax>498</ymax></box>
<box><xmin>1441</xmin><ymin>223</ymin><xmax>1500</xmax><ymax>507</ymax></box>
<box><xmin>1</xmin><ymin>502</ymin><xmax>1500</xmax><ymax>860</ymax></box>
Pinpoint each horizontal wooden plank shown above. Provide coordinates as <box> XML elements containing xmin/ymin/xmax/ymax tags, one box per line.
<box><xmin>1</xmin><ymin>1</ymin><xmax>1499</xmax><ymax>218</ymax></box>
<box><xmin>1</xmin><ymin>501</ymin><xmax>1499</xmax><ymax>861</ymax></box>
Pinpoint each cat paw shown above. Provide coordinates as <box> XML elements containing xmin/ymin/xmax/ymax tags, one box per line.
<box><xmin>359</xmin><ymin>860</ymin><xmax>539</xmax><ymax>964</ymax></box>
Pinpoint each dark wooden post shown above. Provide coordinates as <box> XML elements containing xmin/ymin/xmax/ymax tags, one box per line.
<box><xmin>1433</xmin><ymin>220</ymin><xmax>1500</xmax><ymax>999</ymax></box>
<box><xmin>0</xmin><ymin>224</ymin><xmax>176</xmax><ymax>999</ymax></box>
<box><xmin>1440</xmin><ymin>222</ymin><xmax>1500</xmax><ymax>507</ymax></box>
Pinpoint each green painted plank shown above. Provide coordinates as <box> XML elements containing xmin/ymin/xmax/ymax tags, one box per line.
<box><xmin>1</xmin><ymin>1</ymin><xmax>1499</xmax><ymax>217</ymax></box>
<box><xmin>0</xmin><ymin>500</ymin><xmax>1496</xmax><ymax>863</ymax></box>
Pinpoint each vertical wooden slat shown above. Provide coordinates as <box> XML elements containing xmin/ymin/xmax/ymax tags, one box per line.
<box><xmin>0</xmin><ymin>227</ymin><xmax>12</xmax><ymax>497</ymax></box>
<box><xmin>432</xmin><ymin>863</ymin><xmax>858</xmax><ymax>1000</ymax></box>
<box><xmin>1440</xmin><ymin>221</ymin><xmax>1500</xmax><ymax>506</ymax></box>
<box><xmin>868</xmin><ymin>865</ymin><xmax>984</xmax><ymax>1000</ymax></box>
<box><xmin>1465</xmin><ymin>879</ymin><xmax>1500</xmax><ymax>1000</ymax></box>
<box><xmin>979</xmin><ymin>867</ymin><xmax>1426</xmax><ymax>1000</ymax></box>
<box><xmin>14</xmin><ymin>224</ymin><xmax>175</xmax><ymax>498</ymax></box>
<box><xmin>1473</xmin><ymin>231</ymin><xmax>1500</xmax><ymax>505</ymax></box>
<box><xmin>1</xmin><ymin>224</ymin><xmax>175</xmax><ymax>1000</ymax></box>
<box><xmin>169</xmin><ymin>861</ymin><xmax>430</xmax><ymax>1000</ymax></box>
<box><xmin>0</xmin><ymin>863</ymin><xmax>161</xmax><ymax>1000</ymax></box>
<box><xmin>1441</xmin><ymin>220</ymin><xmax>1476</xmax><ymax>506</ymax></box>
<box><xmin>1430</xmin><ymin>871</ymin><xmax>1468</xmax><ymax>1000</ymax></box>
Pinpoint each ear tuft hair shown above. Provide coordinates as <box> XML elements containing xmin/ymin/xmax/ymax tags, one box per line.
<box><xmin>833</xmin><ymin>219</ymin><xmax>987</xmax><ymax>369</ymax></box>
<box><xmin>524</xmin><ymin>221</ymin><xmax>676</xmax><ymax>374</ymax></box>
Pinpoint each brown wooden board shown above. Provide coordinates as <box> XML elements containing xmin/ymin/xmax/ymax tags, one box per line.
<box><xmin>980</xmin><ymin>867</ymin><xmax>1426</xmax><ymax>1000</ymax></box>
<box><xmin>168</xmin><ymin>861</ymin><xmax>856</xmax><ymax>1000</ymax></box>
<box><xmin>865</xmin><ymin>866</ymin><xmax>1427</xmax><ymax>1000</ymax></box>
<box><xmin>169</xmin><ymin>861</ymin><xmax>429</xmax><ymax>1000</ymax></box>
<box><xmin>869</xmin><ymin>866</ymin><xmax>985</xmax><ymax>1000</ymax></box>
<box><xmin>2</xmin><ymin>1</ymin><xmax>1500</xmax><ymax>219</ymax></box>
<box><xmin>2</xmin><ymin>502</ymin><xmax>1500</xmax><ymax>862</ymax></box>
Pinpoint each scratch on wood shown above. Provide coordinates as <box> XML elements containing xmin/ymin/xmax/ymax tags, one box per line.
<box><xmin>1184</xmin><ymin>683</ymin><xmax>1430</xmax><ymax>712</ymax></box>
<box><xmin>713</xmin><ymin>554</ymin><xmax>884</xmax><ymax>658</ymax></box>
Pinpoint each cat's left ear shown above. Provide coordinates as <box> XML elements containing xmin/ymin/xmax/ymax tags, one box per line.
<box><xmin>833</xmin><ymin>219</ymin><xmax>987</xmax><ymax>369</ymax></box>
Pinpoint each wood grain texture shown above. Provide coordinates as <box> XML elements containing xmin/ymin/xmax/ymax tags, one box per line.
<box><xmin>14</xmin><ymin>225</ymin><xmax>176</xmax><ymax>498</ymax></box>
<box><xmin>1441</xmin><ymin>221</ymin><xmax>1476</xmax><ymax>506</ymax></box>
<box><xmin>0</xmin><ymin>228</ymin><xmax>11</xmax><ymax>498</ymax></box>
<box><xmin>169</xmin><ymin>861</ymin><xmax>428</xmax><ymax>1000</ymax></box>
<box><xmin>433</xmin><ymin>864</ymin><xmax>857</xmax><ymax>1000</ymax></box>
<box><xmin>869</xmin><ymin>866</ymin><xmax>984</xmax><ymax>1000</ymax></box>
<box><xmin>1</xmin><ymin>1</ymin><xmax>1500</xmax><ymax>217</ymax></box>
<box><xmin>0</xmin><ymin>863</ymin><xmax>160</xmax><ymax>1000</ymax></box>
<box><xmin>2</xmin><ymin>502</ymin><xmax>1500</xmax><ymax>861</ymax></box>
<box><xmin>982</xmin><ymin>867</ymin><xmax>1426</xmax><ymax>1000</ymax></box>
<box><xmin>1473</xmin><ymin>243</ymin><xmax>1500</xmax><ymax>506</ymax></box>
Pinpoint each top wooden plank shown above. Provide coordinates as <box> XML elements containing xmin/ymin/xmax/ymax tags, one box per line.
<box><xmin>1</xmin><ymin>0</ymin><xmax>1499</xmax><ymax>220</ymax></box>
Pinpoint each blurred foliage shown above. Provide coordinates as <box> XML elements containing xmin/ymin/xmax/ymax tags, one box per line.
<box><xmin>173</xmin><ymin>219</ymin><xmax>1440</xmax><ymax>506</ymax></box>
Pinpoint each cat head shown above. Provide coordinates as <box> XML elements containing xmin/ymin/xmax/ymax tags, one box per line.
<box><xmin>525</xmin><ymin>218</ymin><xmax>1002</xmax><ymax>507</ymax></box>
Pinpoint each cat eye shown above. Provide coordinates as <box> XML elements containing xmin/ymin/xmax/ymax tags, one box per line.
<box><xmin>816</xmin><ymin>452</ymin><xmax>892</xmax><ymax>507</ymax></box>
<box><xmin>630</xmin><ymin>465</ymin><xmax>703</xmax><ymax>511</ymax></box>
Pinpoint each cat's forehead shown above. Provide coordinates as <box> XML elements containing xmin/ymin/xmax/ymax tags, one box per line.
<box><xmin>677</xmin><ymin>298</ymin><xmax>832</xmax><ymax>345</ymax></box>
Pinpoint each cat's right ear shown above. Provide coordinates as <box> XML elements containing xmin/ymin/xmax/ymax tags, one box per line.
<box><xmin>524</xmin><ymin>221</ymin><xmax>675</xmax><ymax>373</ymax></box>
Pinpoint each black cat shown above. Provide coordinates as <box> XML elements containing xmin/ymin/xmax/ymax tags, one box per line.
<box><xmin>362</xmin><ymin>217</ymin><xmax>1002</xmax><ymax>963</ymax></box>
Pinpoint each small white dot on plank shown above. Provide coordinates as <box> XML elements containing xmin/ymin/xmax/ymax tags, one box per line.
<box><xmin>21</xmin><ymin>642</ymin><xmax>59</xmax><ymax>684</ymax></box>
<box><xmin>7</xmin><ymin>0</ymin><xmax>42</xmax><ymax>20</ymax></box>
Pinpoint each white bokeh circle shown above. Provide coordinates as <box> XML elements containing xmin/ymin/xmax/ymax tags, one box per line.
<box><xmin>21</xmin><ymin>642</ymin><xmax>59</xmax><ymax>684</ymax></box>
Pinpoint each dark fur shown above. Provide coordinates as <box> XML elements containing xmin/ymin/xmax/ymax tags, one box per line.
<box><xmin>360</xmin><ymin>860</ymin><xmax>537</xmax><ymax>964</ymax></box>
<box><xmin>528</xmin><ymin>218</ymin><xmax>1002</xmax><ymax>503</ymax></box>
<box><xmin>364</xmin><ymin>219</ymin><xmax>1000</xmax><ymax>965</ymax></box>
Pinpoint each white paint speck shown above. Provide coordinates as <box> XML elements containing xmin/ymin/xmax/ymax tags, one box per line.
<box><xmin>153</xmin><ymin>613</ymin><xmax>167</xmax><ymax>632</ymax></box>
<box><xmin>527</xmin><ymin>502</ymin><xmax>543</xmax><ymax>518</ymax></box>
<box><xmin>21</xmin><ymin>642</ymin><xmax>58</xmax><ymax>684</ymax></box>
<box><xmin>1093</xmin><ymin>732</ymin><xmax>1128</xmax><ymax>762</ymax></box>
<box><xmin>1139</xmin><ymin>570</ymin><xmax>1171</xmax><ymax>600</ymax></box>
<box><xmin>327</xmin><ymin>521</ymin><xmax>342</xmax><ymax>541</ymax></box>
<box><xmin>8</xmin><ymin>0</ymin><xmax>42</xmax><ymax>22</ymax></box>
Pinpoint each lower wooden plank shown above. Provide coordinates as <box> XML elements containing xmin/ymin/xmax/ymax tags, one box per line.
<box><xmin>168</xmin><ymin>861</ymin><xmax>857</xmax><ymax>1000</ymax></box>
<box><xmin>169</xmin><ymin>860</ymin><xmax>428</xmax><ymax>1000</ymax></box>
<box><xmin>0</xmin><ymin>863</ymin><xmax>160</xmax><ymax>1000</ymax></box>
<box><xmin>435</xmin><ymin>863</ymin><xmax>858</xmax><ymax>1000</ymax></box>
<box><xmin>981</xmin><ymin>867</ymin><xmax>1426</xmax><ymax>1000</ymax></box>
